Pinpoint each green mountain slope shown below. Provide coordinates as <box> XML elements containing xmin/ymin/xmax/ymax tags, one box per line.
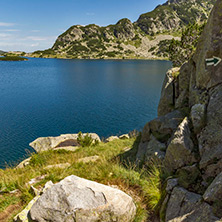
<box><xmin>29</xmin><ymin>0</ymin><xmax>216</xmax><ymax>60</ymax></box>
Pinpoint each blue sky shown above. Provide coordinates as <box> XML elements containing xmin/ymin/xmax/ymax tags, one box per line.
<box><xmin>0</xmin><ymin>0</ymin><xmax>166</xmax><ymax>52</ymax></box>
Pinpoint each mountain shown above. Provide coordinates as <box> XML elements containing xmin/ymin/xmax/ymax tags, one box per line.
<box><xmin>29</xmin><ymin>0</ymin><xmax>216</xmax><ymax>59</ymax></box>
<box><xmin>0</xmin><ymin>50</ymin><xmax>6</xmax><ymax>55</ymax></box>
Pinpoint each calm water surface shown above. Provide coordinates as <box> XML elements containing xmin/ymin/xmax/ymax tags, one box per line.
<box><xmin>0</xmin><ymin>58</ymin><xmax>171</xmax><ymax>168</ymax></box>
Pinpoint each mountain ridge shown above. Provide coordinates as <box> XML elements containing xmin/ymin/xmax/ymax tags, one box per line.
<box><xmin>27</xmin><ymin>0</ymin><xmax>216</xmax><ymax>60</ymax></box>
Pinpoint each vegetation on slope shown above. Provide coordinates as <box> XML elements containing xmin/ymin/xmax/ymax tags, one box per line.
<box><xmin>0</xmin><ymin>136</ymin><xmax>169</xmax><ymax>222</ymax></box>
<box><xmin>29</xmin><ymin>0</ymin><xmax>215</xmax><ymax>60</ymax></box>
<box><xmin>150</xmin><ymin>22</ymin><xmax>206</xmax><ymax>66</ymax></box>
<box><xmin>0</xmin><ymin>56</ymin><xmax>28</xmax><ymax>61</ymax></box>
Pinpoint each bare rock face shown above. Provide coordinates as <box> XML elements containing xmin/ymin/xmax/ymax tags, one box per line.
<box><xmin>28</xmin><ymin>175</ymin><xmax>136</xmax><ymax>222</ymax></box>
<box><xmin>158</xmin><ymin>67</ymin><xmax>178</xmax><ymax>116</ymax></box>
<box><xmin>114</xmin><ymin>18</ymin><xmax>135</xmax><ymax>40</ymax></box>
<box><xmin>164</xmin><ymin>117</ymin><xmax>196</xmax><ymax>172</ymax></box>
<box><xmin>141</xmin><ymin>110</ymin><xmax>184</xmax><ymax>143</ymax></box>
<box><xmin>203</xmin><ymin>172</ymin><xmax>222</xmax><ymax>203</ymax></box>
<box><xmin>29</xmin><ymin>133</ymin><xmax>101</xmax><ymax>153</ymax></box>
<box><xmin>138</xmin><ymin>0</ymin><xmax>222</xmax><ymax>220</ymax></box>
<box><xmin>190</xmin><ymin>103</ymin><xmax>206</xmax><ymax>134</ymax></box>
<box><xmin>166</xmin><ymin>187</ymin><xmax>219</xmax><ymax>222</ymax></box>
<box><xmin>136</xmin><ymin>135</ymin><xmax>166</xmax><ymax>163</ymax></box>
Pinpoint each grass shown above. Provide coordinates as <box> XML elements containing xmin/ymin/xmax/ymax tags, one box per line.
<box><xmin>0</xmin><ymin>137</ymin><xmax>167</xmax><ymax>221</ymax></box>
<box><xmin>0</xmin><ymin>56</ymin><xmax>28</xmax><ymax>61</ymax></box>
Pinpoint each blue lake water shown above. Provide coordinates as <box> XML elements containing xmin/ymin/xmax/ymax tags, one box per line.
<box><xmin>0</xmin><ymin>58</ymin><xmax>171</xmax><ymax>168</ymax></box>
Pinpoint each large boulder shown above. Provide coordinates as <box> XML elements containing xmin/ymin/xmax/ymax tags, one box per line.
<box><xmin>203</xmin><ymin>172</ymin><xmax>222</xmax><ymax>203</ymax></box>
<box><xmin>190</xmin><ymin>103</ymin><xmax>206</xmax><ymax>134</ymax></box>
<box><xmin>136</xmin><ymin>135</ymin><xmax>166</xmax><ymax>163</ymax></box>
<box><xmin>30</xmin><ymin>133</ymin><xmax>101</xmax><ymax>152</ymax></box>
<box><xmin>164</xmin><ymin>117</ymin><xmax>196</xmax><ymax>172</ymax></box>
<box><xmin>28</xmin><ymin>175</ymin><xmax>136</xmax><ymax>222</ymax></box>
<box><xmin>166</xmin><ymin>187</ymin><xmax>219</xmax><ymax>222</ymax></box>
<box><xmin>141</xmin><ymin>110</ymin><xmax>184</xmax><ymax>143</ymax></box>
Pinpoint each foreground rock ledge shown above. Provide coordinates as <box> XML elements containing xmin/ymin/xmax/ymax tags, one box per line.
<box><xmin>29</xmin><ymin>133</ymin><xmax>101</xmax><ymax>152</ymax></box>
<box><xmin>15</xmin><ymin>175</ymin><xmax>136</xmax><ymax>222</ymax></box>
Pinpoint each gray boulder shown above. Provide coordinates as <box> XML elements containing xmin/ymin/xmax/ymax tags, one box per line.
<box><xmin>191</xmin><ymin>103</ymin><xmax>206</xmax><ymax>134</ymax></box>
<box><xmin>105</xmin><ymin>136</ymin><xmax>119</xmax><ymax>142</ymax></box>
<box><xmin>141</xmin><ymin>110</ymin><xmax>184</xmax><ymax>143</ymax></box>
<box><xmin>136</xmin><ymin>135</ymin><xmax>165</xmax><ymax>163</ymax></box>
<box><xmin>29</xmin><ymin>175</ymin><xmax>136</xmax><ymax>222</ymax></box>
<box><xmin>164</xmin><ymin>117</ymin><xmax>196</xmax><ymax>172</ymax></box>
<box><xmin>166</xmin><ymin>187</ymin><xmax>219</xmax><ymax>222</ymax></box>
<box><xmin>203</xmin><ymin>172</ymin><xmax>222</xmax><ymax>203</ymax></box>
<box><xmin>30</xmin><ymin>133</ymin><xmax>101</xmax><ymax>152</ymax></box>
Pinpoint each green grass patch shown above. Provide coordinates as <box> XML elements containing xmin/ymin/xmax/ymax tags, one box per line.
<box><xmin>0</xmin><ymin>137</ymin><xmax>168</xmax><ymax>221</ymax></box>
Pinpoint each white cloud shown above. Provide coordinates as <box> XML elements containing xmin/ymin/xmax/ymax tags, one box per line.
<box><xmin>0</xmin><ymin>22</ymin><xmax>15</xmax><ymax>27</ymax></box>
<box><xmin>4</xmin><ymin>29</ymin><xmax>20</xmax><ymax>32</ymax></box>
<box><xmin>0</xmin><ymin>33</ymin><xmax>12</xmax><ymax>38</ymax></box>
<box><xmin>31</xmin><ymin>43</ymin><xmax>39</xmax><ymax>47</ymax></box>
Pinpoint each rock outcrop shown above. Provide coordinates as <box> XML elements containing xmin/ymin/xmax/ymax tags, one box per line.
<box><xmin>29</xmin><ymin>133</ymin><xmax>100</xmax><ymax>153</ymax></box>
<box><xmin>15</xmin><ymin>175</ymin><xmax>136</xmax><ymax>222</ymax></box>
<box><xmin>137</xmin><ymin>0</ymin><xmax>222</xmax><ymax>220</ymax></box>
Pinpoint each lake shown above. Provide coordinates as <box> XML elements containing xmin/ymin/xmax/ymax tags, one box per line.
<box><xmin>0</xmin><ymin>58</ymin><xmax>171</xmax><ymax>168</ymax></box>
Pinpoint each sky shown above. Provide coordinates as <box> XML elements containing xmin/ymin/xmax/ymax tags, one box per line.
<box><xmin>0</xmin><ymin>0</ymin><xmax>166</xmax><ymax>52</ymax></box>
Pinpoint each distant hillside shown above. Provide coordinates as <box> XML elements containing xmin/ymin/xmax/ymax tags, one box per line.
<box><xmin>29</xmin><ymin>0</ymin><xmax>216</xmax><ymax>60</ymax></box>
<box><xmin>0</xmin><ymin>50</ymin><xmax>6</xmax><ymax>55</ymax></box>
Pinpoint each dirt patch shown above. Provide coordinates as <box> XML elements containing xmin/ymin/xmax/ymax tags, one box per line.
<box><xmin>0</xmin><ymin>203</ymin><xmax>22</xmax><ymax>222</ymax></box>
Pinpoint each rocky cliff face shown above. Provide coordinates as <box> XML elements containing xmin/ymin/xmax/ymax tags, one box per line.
<box><xmin>30</xmin><ymin>0</ymin><xmax>215</xmax><ymax>60</ymax></box>
<box><xmin>137</xmin><ymin>0</ymin><xmax>222</xmax><ymax>220</ymax></box>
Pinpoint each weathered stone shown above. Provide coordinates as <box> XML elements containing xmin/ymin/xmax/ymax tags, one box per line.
<box><xmin>14</xmin><ymin>196</ymin><xmax>39</xmax><ymax>222</ymax></box>
<box><xmin>136</xmin><ymin>135</ymin><xmax>166</xmax><ymax>163</ymax></box>
<box><xmin>41</xmin><ymin>181</ymin><xmax>54</xmax><ymax>194</ymax></box>
<box><xmin>166</xmin><ymin>187</ymin><xmax>219</xmax><ymax>222</ymax></box>
<box><xmin>203</xmin><ymin>172</ymin><xmax>222</xmax><ymax>203</ymax></box>
<box><xmin>158</xmin><ymin>68</ymin><xmax>178</xmax><ymax>116</ymax></box>
<box><xmin>105</xmin><ymin>136</ymin><xmax>119</xmax><ymax>142</ymax></box>
<box><xmin>119</xmin><ymin>134</ymin><xmax>130</xmax><ymax>139</ymax></box>
<box><xmin>198</xmin><ymin>85</ymin><xmax>222</xmax><ymax>171</ymax></box>
<box><xmin>191</xmin><ymin>103</ymin><xmax>206</xmax><ymax>134</ymax></box>
<box><xmin>77</xmin><ymin>155</ymin><xmax>100</xmax><ymax>163</ymax></box>
<box><xmin>16</xmin><ymin>157</ymin><xmax>31</xmax><ymax>169</ymax></box>
<box><xmin>164</xmin><ymin>117</ymin><xmax>196</xmax><ymax>172</ymax></box>
<box><xmin>176</xmin><ymin>164</ymin><xmax>201</xmax><ymax>189</ymax></box>
<box><xmin>166</xmin><ymin>178</ymin><xmax>178</xmax><ymax>193</ymax></box>
<box><xmin>203</xmin><ymin>159</ymin><xmax>222</xmax><ymax>181</ymax></box>
<box><xmin>44</xmin><ymin>163</ymin><xmax>71</xmax><ymax>170</ymax></box>
<box><xmin>175</xmin><ymin>62</ymin><xmax>192</xmax><ymax>109</ymax></box>
<box><xmin>164</xmin><ymin>117</ymin><xmax>196</xmax><ymax>171</ymax></box>
<box><xmin>29</xmin><ymin>133</ymin><xmax>101</xmax><ymax>153</ymax></box>
<box><xmin>29</xmin><ymin>175</ymin><xmax>136</xmax><ymax>222</ymax></box>
<box><xmin>14</xmin><ymin>181</ymin><xmax>54</xmax><ymax>222</ymax></box>
<box><xmin>27</xmin><ymin>175</ymin><xmax>47</xmax><ymax>186</ymax></box>
<box><xmin>141</xmin><ymin>110</ymin><xmax>184</xmax><ymax>143</ymax></box>
<box><xmin>53</xmin><ymin>146</ymin><xmax>80</xmax><ymax>152</ymax></box>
